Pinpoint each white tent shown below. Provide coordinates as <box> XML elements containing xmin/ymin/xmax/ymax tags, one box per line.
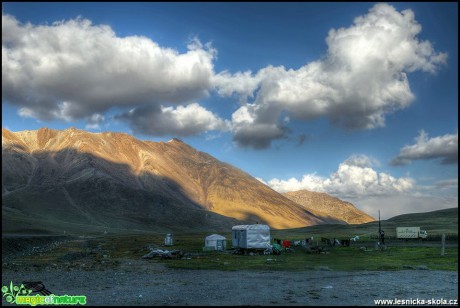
<box><xmin>232</xmin><ymin>224</ymin><xmax>271</xmax><ymax>249</ymax></box>
<box><xmin>204</xmin><ymin>234</ymin><xmax>227</xmax><ymax>251</ymax></box>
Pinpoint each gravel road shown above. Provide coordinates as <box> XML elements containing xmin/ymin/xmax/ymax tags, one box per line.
<box><xmin>2</xmin><ymin>259</ymin><xmax>458</xmax><ymax>306</ymax></box>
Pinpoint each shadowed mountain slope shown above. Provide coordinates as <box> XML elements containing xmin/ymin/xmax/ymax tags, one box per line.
<box><xmin>3</xmin><ymin>127</ymin><xmax>334</xmax><ymax>233</ymax></box>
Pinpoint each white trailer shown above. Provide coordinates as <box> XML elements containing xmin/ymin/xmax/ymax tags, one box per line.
<box><xmin>232</xmin><ymin>224</ymin><xmax>271</xmax><ymax>249</ymax></box>
<box><xmin>396</xmin><ymin>227</ymin><xmax>428</xmax><ymax>239</ymax></box>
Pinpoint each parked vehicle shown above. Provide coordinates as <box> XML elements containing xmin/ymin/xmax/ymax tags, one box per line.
<box><xmin>396</xmin><ymin>227</ymin><xmax>428</xmax><ymax>240</ymax></box>
<box><xmin>232</xmin><ymin>224</ymin><xmax>270</xmax><ymax>249</ymax></box>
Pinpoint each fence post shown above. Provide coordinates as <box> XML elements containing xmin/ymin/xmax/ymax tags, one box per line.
<box><xmin>441</xmin><ymin>234</ymin><xmax>445</xmax><ymax>256</ymax></box>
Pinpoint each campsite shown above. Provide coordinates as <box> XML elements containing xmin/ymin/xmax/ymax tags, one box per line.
<box><xmin>5</xmin><ymin>218</ymin><xmax>457</xmax><ymax>272</ymax></box>
<box><xmin>1</xmin><ymin>230</ymin><xmax>458</xmax><ymax>305</ymax></box>
<box><xmin>2</xmin><ymin>208</ymin><xmax>458</xmax><ymax>305</ymax></box>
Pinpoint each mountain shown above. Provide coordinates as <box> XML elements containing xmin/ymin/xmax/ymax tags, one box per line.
<box><xmin>283</xmin><ymin>190</ymin><xmax>375</xmax><ymax>224</ymax></box>
<box><xmin>2</xmin><ymin>128</ymin><xmax>240</xmax><ymax>234</ymax></box>
<box><xmin>3</xmin><ymin>127</ymin><xmax>331</xmax><ymax>234</ymax></box>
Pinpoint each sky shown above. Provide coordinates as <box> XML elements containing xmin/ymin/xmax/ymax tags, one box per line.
<box><xmin>2</xmin><ymin>2</ymin><xmax>458</xmax><ymax>220</ymax></box>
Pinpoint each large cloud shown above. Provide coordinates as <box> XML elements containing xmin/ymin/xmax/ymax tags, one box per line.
<box><xmin>391</xmin><ymin>130</ymin><xmax>458</xmax><ymax>165</ymax></box>
<box><xmin>2</xmin><ymin>13</ymin><xmax>216</xmax><ymax>129</ymax></box>
<box><xmin>116</xmin><ymin>103</ymin><xmax>229</xmax><ymax>136</ymax></box>
<box><xmin>264</xmin><ymin>154</ymin><xmax>415</xmax><ymax>197</ymax></box>
<box><xmin>230</xmin><ymin>104</ymin><xmax>289</xmax><ymax>149</ymax></box>
<box><xmin>2</xmin><ymin>4</ymin><xmax>449</xmax><ymax>143</ymax></box>
<box><xmin>214</xmin><ymin>3</ymin><xmax>447</xmax><ymax>148</ymax></box>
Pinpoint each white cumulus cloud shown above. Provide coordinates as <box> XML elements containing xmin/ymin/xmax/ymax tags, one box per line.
<box><xmin>391</xmin><ymin>130</ymin><xmax>458</xmax><ymax>165</ymax></box>
<box><xmin>2</xmin><ymin>13</ymin><xmax>216</xmax><ymax>130</ymax></box>
<box><xmin>214</xmin><ymin>3</ymin><xmax>447</xmax><ymax>148</ymax></box>
<box><xmin>266</xmin><ymin>154</ymin><xmax>415</xmax><ymax>197</ymax></box>
<box><xmin>2</xmin><ymin>4</ymin><xmax>449</xmax><ymax>144</ymax></box>
<box><xmin>116</xmin><ymin>103</ymin><xmax>230</xmax><ymax>136</ymax></box>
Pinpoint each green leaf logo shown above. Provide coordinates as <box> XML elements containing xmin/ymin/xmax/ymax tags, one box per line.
<box><xmin>2</xmin><ymin>282</ymin><xmax>33</xmax><ymax>304</ymax></box>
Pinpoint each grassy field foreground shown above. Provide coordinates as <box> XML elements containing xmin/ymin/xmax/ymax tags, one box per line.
<box><xmin>4</xmin><ymin>207</ymin><xmax>458</xmax><ymax>272</ymax></box>
<box><xmin>163</xmin><ymin>245</ymin><xmax>458</xmax><ymax>272</ymax></box>
<box><xmin>143</xmin><ymin>233</ymin><xmax>458</xmax><ymax>271</ymax></box>
<box><xmin>6</xmin><ymin>232</ymin><xmax>457</xmax><ymax>272</ymax></box>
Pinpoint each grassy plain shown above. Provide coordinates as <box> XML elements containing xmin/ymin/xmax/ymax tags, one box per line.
<box><xmin>5</xmin><ymin>231</ymin><xmax>457</xmax><ymax>273</ymax></box>
<box><xmin>3</xmin><ymin>208</ymin><xmax>458</xmax><ymax>272</ymax></box>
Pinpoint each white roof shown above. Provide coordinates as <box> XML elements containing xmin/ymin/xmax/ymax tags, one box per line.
<box><xmin>232</xmin><ymin>224</ymin><xmax>270</xmax><ymax>231</ymax></box>
<box><xmin>205</xmin><ymin>234</ymin><xmax>226</xmax><ymax>240</ymax></box>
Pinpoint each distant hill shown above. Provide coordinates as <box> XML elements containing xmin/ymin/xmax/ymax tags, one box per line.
<box><xmin>387</xmin><ymin>207</ymin><xmax>458</xmax><ymax>222</ymax></box>
<box><xmin>385</xmin><ymin>207</ymin><xmax>458</xmax><ymax>235</ymax></box>
<box><xmin>278</xmin><ymin>207</ymin><xmax>458</xmax><ymax>239</ymax></box>
<box><xmin>283</xmin><ymin>190</ymin><xmax>375</xmax><ymax>224</ymax></box>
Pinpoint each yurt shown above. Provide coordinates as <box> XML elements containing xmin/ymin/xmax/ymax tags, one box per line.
<box><xmin>204</xmin><ymin>234</ymin><xmax>227</xmax><ymax>251</ymax></box>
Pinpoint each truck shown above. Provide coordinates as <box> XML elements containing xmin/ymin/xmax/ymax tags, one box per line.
<box><xmin>396</xmin><ymin>227</ymin><xmax>428</xmax><ymax>240</ymax></box>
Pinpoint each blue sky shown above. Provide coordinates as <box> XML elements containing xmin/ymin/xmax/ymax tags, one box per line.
<box><xmin>2</xmin><ymin>2</ymin><xmax>458</xmax><ymax>219</ymax></box>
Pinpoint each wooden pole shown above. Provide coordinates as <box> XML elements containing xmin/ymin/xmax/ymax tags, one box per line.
<box><xmin>441</xmin><ymin>234</ymin><xmax>445</xmax><ymax>256</ymax></box>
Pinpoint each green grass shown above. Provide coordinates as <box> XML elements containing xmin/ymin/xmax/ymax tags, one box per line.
<box><xmin>93</xmin><ymin>233</ymin><xmax>457</xmax><ymax>272</ymax></box>
<box><xmin>162</xmin><ymin>245</ymin><xmax>458</xmax><ymax>271</ymax></box>
<box><xmin>5</xmin><ymin>233</ymin><xmax>457</xmax><ymax>272</ymax></box>
<box><xmin>4</xmin><ymin>207</ymin><xmax>457</xmax><ymax>272</ymax></box>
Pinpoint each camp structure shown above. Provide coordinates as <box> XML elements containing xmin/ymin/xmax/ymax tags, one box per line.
<box><xmin>164</xmin><ymin>233</ymin><xmax>173</xmax><ymax>246</ymax></box>
<box><xmin>232</xmin><ymin>224</ymin><xmax>271</xmax><ymax>249</ymax></box>
<box><xmin>204</xmin><ymin>234</ymin><xmax>227</xmax><ymax>251</ymax></box>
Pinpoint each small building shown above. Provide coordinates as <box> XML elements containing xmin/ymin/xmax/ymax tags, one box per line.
<box><xmin>164</xmin><ymin>233</ymin><xmax>173</xmax><ymax>246</ymax></box>
<box><xmin>232</xmin><ymin>224</ymin><xmax>271</xmax><ymax>249</ymax></box>
<box><xmin>204</xmin><ymin>234</ymin><xmax>227</xmax><ymax>251</ymax></box>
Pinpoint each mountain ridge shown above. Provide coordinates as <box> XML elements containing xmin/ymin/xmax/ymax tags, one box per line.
<box><xmin>283</xmin><ymin>190</ymin><xmax>375</xmax><ymax>224</ymax></box>
<box><xmin>2</xmin><ymin>127</ymin><xmax>373</xmax><ymax>233</ymax></box>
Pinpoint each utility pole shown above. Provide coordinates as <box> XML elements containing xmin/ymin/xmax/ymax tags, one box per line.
<box><xmin>378</xmin><ymin>210</ymin><xmax>385</xmax><ymax>246</ymax></box>
<box><xmin>441</xmin><ymin>234</ymin><xmax>445</xmax><ymax>256</ymax></box>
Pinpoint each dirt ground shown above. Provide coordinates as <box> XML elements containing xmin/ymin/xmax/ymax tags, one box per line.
<box><xmin>2</xmin><ymin>259</ymin><xmax>458</xmax><ymax>306</ymax></box>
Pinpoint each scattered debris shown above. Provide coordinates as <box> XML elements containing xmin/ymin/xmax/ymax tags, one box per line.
<box><xmin>402</xmin><ymin>265</ymin><xmax>415</xmax><ymax>269</ymax></box>
<box><xmin>272</xmin><ymin>243</ymin><xmax>282</xmax><ymax>255</ymax></box>
<box><xmin>142</xmin><ymin>249</ymin><xmax>183</xmax><ymax>259</ymax></box>
<box><xmin>315</xmin><ymin>266</ymin><xmax>332</xmax><ymax>271</ymax></box>
<box><xmin>232</xmin><ymin>248</ymin><xmax>270</xmax><ymax>255</ymax></box>
<box><xmin>307</xmin><ymin>246</ymin><xmax>324</xmax><ymax>254</ymax></box>
<box><xmin>340</xmin><ymin>239</ymin><xmax>351</xmax><ymax>247</ymax></box>
<box><xmin>416</xmin><ymin>265</ymin><xmax>430</xmax><ymax>270</ymax></box>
